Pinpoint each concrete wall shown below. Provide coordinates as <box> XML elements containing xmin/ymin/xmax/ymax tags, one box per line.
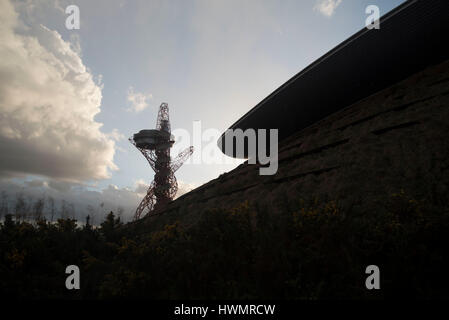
<box><xmin>141</xmin><ymin>59</ymin><xmax>449</xmax><ymax>228</ymax></box>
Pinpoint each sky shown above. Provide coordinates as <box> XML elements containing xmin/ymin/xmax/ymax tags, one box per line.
<box><xmin>0</xmin><ymin>0</ymin><xmax>405</xmax><ymax>222</ymax></box>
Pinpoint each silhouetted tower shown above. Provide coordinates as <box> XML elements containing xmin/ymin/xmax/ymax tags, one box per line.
<box><xmin>129</xmin><ymin>103</ymin><xmax>193</xmax><ymax>220</ymax></box>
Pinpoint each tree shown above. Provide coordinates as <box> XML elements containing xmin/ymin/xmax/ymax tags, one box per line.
<box><xmin>61</xmin><ymin>200</ymin><xmax>68</xmax><ymax>219</ymax></box>
<box><xmin>68</xmin><ymin>202</ymin><xmax>75</xmax><ymax>220</ymax></box>
<box><xmin>100</xmin><ymin>211</ymin><xmax>122</xmax><ymax>242</ymax></box>
<box><xmin>3</xmin><ymin>213</ymin><xmax>14</xmax><ymax>229</ymax></box>
<box><xmin>117</xmin><ymin>206</ymin><xmax>124</xmax><ymax>221</ymax></box>
<box><xmin>25</xmin><ymin>195</ymin><xmax>34</xmax><ymax>222</ymax></box>
<box><xmin>33</xmin><ymin>198</ymin><xmax>45</xmax><ymax>222</ymax></box>
<box><xmin>84</xmin><ymin>214</ymin><xmax>91</xmax><ymax>230</ymax></box>
<box><xmin>48</xmin><ymin>196</ymin><xmax>55</xmax><ymax>222</ymax></box>
<box><xmin>15</xmin><ymin>193</ymin><xmax>26</xmax><ymax>222</ymax></box>
<box><xmin>0</xmin><ymin>191</ymin><xmax>8</xmax><ymax>220</ymax></box>
<box><xmin>86</xmin><ymin>205</ymin><xmax>96</xmax><ymax>227</ymax></box>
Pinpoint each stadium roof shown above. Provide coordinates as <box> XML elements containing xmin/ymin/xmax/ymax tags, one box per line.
<box><xmin>218</xmin><ymin>0</ymin><xmax>449</xmax><ymax>158</ymax></box>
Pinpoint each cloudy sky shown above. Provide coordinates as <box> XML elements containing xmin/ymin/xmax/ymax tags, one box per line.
<box><xmin>0</xmin><ymin>0</ymin><xmax>404</xmax><ymax>221</ymax></box>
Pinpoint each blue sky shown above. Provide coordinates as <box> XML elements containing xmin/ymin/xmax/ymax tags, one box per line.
<box><xmin>0</xmin><ymin>0</ymin><xmax>405</xmax><ymax>220</ymax></box>
<box><xmin>77</xmin><ymin>0</ymin><xmax>404</xmax><ymax>189</ymax></box>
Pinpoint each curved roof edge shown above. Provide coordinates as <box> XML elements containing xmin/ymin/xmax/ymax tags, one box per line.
<box><xmin>218</xmin><ymin>0</ymin><xmax>449</xmax><ymax>158</ymax></box>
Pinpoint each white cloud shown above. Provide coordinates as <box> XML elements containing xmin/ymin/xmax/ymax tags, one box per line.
<box><xmin>175</xmin><ymin>180</ymin><xmax>196</xmax><ymax>199</ymax></box>
<box><xmin>133</xmin><ymin>178</ymin><xmax>195</xmax><ymax>199</ymax></box>
<box><xmin>126</xmin><ymin>86</ymin><xmax>153</xmax><ymax>112</ymax></box>
<box><xmin>106</xmin><ymin>128</ymin><xmax>125</xmax><ymax>142</ymax></box>
<box><xmin>314</xmin><ymin>0</ymin><xmax>342</xmax><ymax>17</ymax></box>
<box><xmin>69</xmin><ymin>33</ymin><xmax>82</xmax><ymax>56</ymax></box>
<box><xmin>134</xmin><ymin>178</ymin><xmax>149</xmax><ymax>196</ymax></box>
<box><xmin>0</xmin><ymin>0</ymin><xmax>118</xmax><ymax>182</ymax></box>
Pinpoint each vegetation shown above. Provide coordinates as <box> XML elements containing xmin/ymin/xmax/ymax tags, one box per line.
<box><xmin>0</xmin><ymin>191</ymin><xmax>126</xmax><ymax>225</ymax></box>
<box><xmin>1</xmin><ymin>190</ymin><xmax>448</xmax><ymax>299</ymax></box>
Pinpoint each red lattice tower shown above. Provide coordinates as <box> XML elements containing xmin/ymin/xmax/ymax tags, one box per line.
<box><xmin>129</xmin><ymin>103</ymin><xmax>194</xmax><ymax>220</ymax></box>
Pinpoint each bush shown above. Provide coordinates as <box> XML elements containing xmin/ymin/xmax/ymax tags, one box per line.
<box><xmin>1</xmin><ymin>192</ymin><xmax>448</xmax><ymax>299</ymax></box>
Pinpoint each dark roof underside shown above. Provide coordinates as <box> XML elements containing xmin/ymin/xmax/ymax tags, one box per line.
<box><xmin>219</xmin><ymin>0</ymin><xmax>449</xmax><ymax>158</ymax></box>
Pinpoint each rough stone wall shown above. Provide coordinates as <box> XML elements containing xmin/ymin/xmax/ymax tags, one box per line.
<box><xmin>141</xmin><ymin>59</ymin><xmax>449</xmax><ymax>228</ymax></box>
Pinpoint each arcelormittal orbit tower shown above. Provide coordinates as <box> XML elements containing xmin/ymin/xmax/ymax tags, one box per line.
<box><xmin>129</xmin><ymin>103</ymin><xmax>193</xmax><ymax>220</ymax></box>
